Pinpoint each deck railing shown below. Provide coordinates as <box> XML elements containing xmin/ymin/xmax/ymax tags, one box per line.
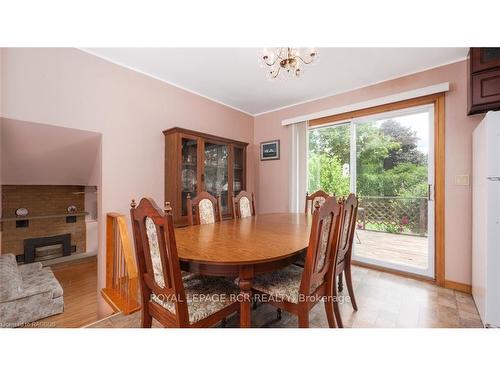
<box><xmin>357</xmin><ymin>196</ymin><xmax>428</xmax><ymax>236</ymax></box>
<box><xmin>101</xmin><ymin>213</ymin><xmax>141</xmax><ymax>315</ymax></box>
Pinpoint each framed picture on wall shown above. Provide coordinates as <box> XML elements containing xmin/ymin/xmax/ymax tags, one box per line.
<box><xmin>260</xmin><ymin>140</ymin><xmax>280</xmax><ymax>161</ymax></box>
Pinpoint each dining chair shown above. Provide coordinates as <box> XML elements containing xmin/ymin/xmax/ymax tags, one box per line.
<box><xmin>333</xmin><ymin>193</ymin><xmax>359</xmax><ymax>328</ymax></box>
<box><xmin>233</xmin><ymin>191</ymin><xmax>256</xmax><ymax>218</ymax></box>
<box><xmin>252</xmin><ymin>197</ymin><xmax>344</xmax><ymax>328</ymax></box>
<box><xmin>295</xmin><ymin>190</ymin><xmax>335</xmax><ymax>269</ymax></box>
<box><xmin>186</xmin><ymin>191</ymin><xmax>223</xmax><ymax>226</ymax></box>
<box><xmin>130</xmin><ymin>197</ymin><xmax>239</xmax><ymax>328</ymax></box>
<box><xmin>305</xmin><ymin>190</ymin><xmax>332</xmax><ymax>214</ymax></box>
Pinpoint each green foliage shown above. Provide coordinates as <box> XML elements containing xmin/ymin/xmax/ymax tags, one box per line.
<box><xmin>308</xmin><ymin>120</ymin><xmax>428</xmax><ymax>199</ymax></box>
<box><xmin>365</xmin><ymin>222</ymin><xmax>413</xmax><ymax>234</ymax></box>
<box><xmin>308</xmin><ymin>154</ymin><xmax>350</xmax><ymax>196</ymax></box>
<box><xmin>380</xmin><ymin>119</ymin><xmax>427</xmax><ymax>168</ymax></box>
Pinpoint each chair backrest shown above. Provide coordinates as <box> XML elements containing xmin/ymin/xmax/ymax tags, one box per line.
<box><xmin>305</xmin><ymin>190</ymin><xmax>333</xmax><ymax>214</ymax></box>
<box><xmin>300</xmin><ymin>197</ymin><xmax>343</xmax><ymax>297</ymax></box>
<box><xmin>130</xmin><ymin>198</ymin><xmax>189</xmax><ymax>325</ymax></box>
<box><xmin>336</xmin><ymin>194</ymin><xmax>359</xmax><ymax>267</ymax></box>
<box><xmin>233</xmin><ymin>191</ymin><xmax>256</xmax><ymax>218</ymax></box>
<box><xmin>186</xmin><ymin>191</ymin><xmax>223</xmax><ymax>226</ymax></box>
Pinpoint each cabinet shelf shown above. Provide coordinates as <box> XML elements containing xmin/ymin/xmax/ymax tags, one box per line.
<box><xmin>205</xmin><ymin>164</ymin><xmax>228</xmax><ymax>169</ymax></box>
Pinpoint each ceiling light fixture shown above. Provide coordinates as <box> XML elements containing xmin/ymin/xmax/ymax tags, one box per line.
<box><xmin>259</xmin><ymin>47</ymin><xmax>318</xmax><ymax>79</ymax></box>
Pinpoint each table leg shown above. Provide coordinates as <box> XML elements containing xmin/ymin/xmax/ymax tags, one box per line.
<box><xmin>238</xmin><ymin>266</ymin><xmax>253</xmax><ymax>328</ymax></box>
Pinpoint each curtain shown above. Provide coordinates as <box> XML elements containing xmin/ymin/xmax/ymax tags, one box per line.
<box><xmin>288</xmin><ymin>121</ymin><xmax>308</xmax><ymax>212</ymax></box>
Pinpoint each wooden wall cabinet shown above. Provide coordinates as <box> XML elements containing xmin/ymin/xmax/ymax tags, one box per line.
<box><xmin>163</xmin><ymin>127</ymin><xmax>248</xmax><ymax>225</ymax></box>
<box><xmin>468</xmin><ymin>48</ymin><xmax>500</xmax><ymax>115</ymax></box>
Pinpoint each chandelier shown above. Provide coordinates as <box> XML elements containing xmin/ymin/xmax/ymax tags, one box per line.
<box><xmin>259</xmin><ymin>47</ymin><xmax>318</xmax><ymax>79</ymax></box>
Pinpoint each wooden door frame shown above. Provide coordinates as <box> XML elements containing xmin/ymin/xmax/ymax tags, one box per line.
<box><xmin>310</xmin><ymin>93</ymin><xmax>445</xmax><ymax>286</ymax></box>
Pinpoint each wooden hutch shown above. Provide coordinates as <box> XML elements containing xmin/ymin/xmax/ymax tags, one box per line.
<box><xmin>163</xmin><ymin>127</ymin><xmax>248</xmax><ymax>225</ymax></box>
<box><xmin>468</xmin><ymin>47</ymin><xmax>500</xmax><ymax>115</ymax></box>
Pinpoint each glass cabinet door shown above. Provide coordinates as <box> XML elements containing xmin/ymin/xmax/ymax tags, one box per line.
<box><xmin>181</xmin><ymin>137</ymin><xmax>198</xmax><ymax>216</ymax></box>
<box><xmin>233</xmin><ymin>146</ymin><xmax>244</xmax><ymax>196</ymax></box>
<box><xmin>204</xmin><ymin>142</ymin><xmax>229</xmax><ymax>215</ymax></box>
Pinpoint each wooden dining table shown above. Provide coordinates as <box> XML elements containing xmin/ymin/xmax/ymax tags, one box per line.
<box><xmin>174</xmin><ymin>213</ymin><xmax>312</xmax><ymax>327</ymax></box>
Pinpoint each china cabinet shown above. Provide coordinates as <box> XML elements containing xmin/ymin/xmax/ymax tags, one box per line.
<box><xmin>163</xmin><ymin>127</ymin><xmax>247</xmax><ymax>225</ymax></box>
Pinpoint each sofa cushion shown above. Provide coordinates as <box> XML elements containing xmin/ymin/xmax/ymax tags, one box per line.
<box><xmin>18</xmin><ymin>262</ymin><xmax>43</xmax><ymax>276</ymax></box>
<box><xmin>22</xmin><ymin>268</ymin><xmax>64</xmax><ymax>299</ymax></box>
<box><xmin>0</xmin><ymin>254</ymin><xmax>23</xmax><ymax>302</ymax></box>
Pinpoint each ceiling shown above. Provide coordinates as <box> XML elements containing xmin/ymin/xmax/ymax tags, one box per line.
<box><xmin>84</xmin><ymin>48</ymin><xmax>468</xmax><ymax>115</ymax></box>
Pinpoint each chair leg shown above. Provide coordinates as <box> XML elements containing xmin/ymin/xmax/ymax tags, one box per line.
<box><xmin>338</xmin><ymin>272</ymin><xmax>344</xmax><ymax>292</ymax></box>
<box><xmin>277</xmin><ymin>308</ymin><xmax>282</xmax><ymax>320</ymax></box>
<box><xmin>298</xmin><ymin>310</ymin><xmax>309</xmax><ymax>328</ymax></box>
<box><xmin>252</xmin><ymin>296</ymin><xmax>258</xmax><ymax>310</ymax></box>
<box><xmin>324</xmin><ymin>301</ymin><xmax>337</xmax><ymax>328</ymax></box>
<box><xmin>141</xmin><ymin>308</ymin><xmax>152</xmax><ymax>328</ymax></box>
<box><xmin>332</xmin><ymin>286</ymin><xmax>344</xmax><ymax>328</ymax></box>
<box><xmin>345</xmin><ymin>264</ymin><xmax>358</xmax><ymax>311</ymax></box>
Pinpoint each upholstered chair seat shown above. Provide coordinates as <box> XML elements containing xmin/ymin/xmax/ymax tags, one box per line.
<box><xmin>233</xmin><ymin>191</ymin><xmax>256</xmax><ymax>219</ymax></box>
<box><xmin>187</xmin><ymin>192</ymin><xmax>223</xmax><ymax>226</ymax></box>
<box><xmin>238</xmin><ymin>196</ymin><xmax>252</xmax><ymax>218</ymax></box>
<box><xmin>252</xmin><ymin>265</ymin><xmax>321</xmax><ymax>304</ymax></box>
<box><xmin>198</xmin><ymin>198</ymin><xmax>216</xmax><ymax>224</ymax></box>
<box><xmin>130</xmin><ymin>198</ymin><xmax>239</xmax><ymax>328</ymax></box>
<box><xmin>250</xmin><ymin>197</ymin><xmax>343</xmax><ymax>328</ymax></box>
<box><xmin>295</xmin><ymin>190</ymin><xmax>336</xmax><ymax>268</ymax></box>
<box><xmin>151</xmin><ymin>275</ymin><xmax>239</xmax><ymax>324</ymax></box>
<box><xmin>305</xmin><ymin>190</ymin><xmax>332</xmax><ymax>214</ymax></box>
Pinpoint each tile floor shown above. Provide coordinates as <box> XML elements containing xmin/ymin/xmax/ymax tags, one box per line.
<box><xmin>88</xmin><ymin>266</ymin><xmax>483</xmax><ymax>328</ymax></box>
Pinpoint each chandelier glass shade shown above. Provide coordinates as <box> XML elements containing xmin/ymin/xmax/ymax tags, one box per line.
<box><xmin>259</xmin><ymin>47</ymin><xmax>318</xmax><ymax>79</ymax></box>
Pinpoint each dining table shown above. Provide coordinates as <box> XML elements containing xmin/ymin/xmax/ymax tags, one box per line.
<box><xmin>174</xmin><ymin>213</ymin><xmax>312</xmax><ymax>327</ymax></box>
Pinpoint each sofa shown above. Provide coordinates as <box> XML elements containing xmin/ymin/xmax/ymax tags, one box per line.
<box><xmin>0</xmin><ymin>253</ymin><xmax>64</xmax><ymax>327</ymax></box>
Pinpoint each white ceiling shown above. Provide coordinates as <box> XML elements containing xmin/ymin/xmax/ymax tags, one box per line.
<box><xmin>84</xmin><ymin>48</ymin><xmax>468</xmax><ymax>115</ymax></box>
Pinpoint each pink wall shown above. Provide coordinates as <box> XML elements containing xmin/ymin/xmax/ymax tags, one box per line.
<box><xmin>0</xmin><ymin>48</ymin><xmax>482</xmax><ymax>290</ymax></box>
<box><xmin>1</xmin><ymin>118</ymin><xmax>102</xmax><ymax>186</ymax></box>
<box><xmin>254</xmin><ymin>60</ymin><xmax>484</xmax><ymax>285</ymax></box>
<box><xmin>0</xmin><ymin>48</ymin><xmax>254</xmax><ymax>315</ymax></box>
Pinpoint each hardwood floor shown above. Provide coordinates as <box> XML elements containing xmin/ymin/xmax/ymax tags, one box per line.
<box><xmin>28</xmin><ymin>256</ymin><xmax>101</xmax><ymax>328</ymax></box>
<box><xmin>88</xmin><ymin>265</ymin><xmax>483</xmax><ymax>328</ymax></box>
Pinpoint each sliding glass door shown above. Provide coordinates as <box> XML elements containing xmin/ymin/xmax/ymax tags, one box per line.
<box><xmin>308</xmin><ymin>123</ymin><xmax>351</xmax><ymax>196</ymax></box>
<box><xmin>307</xmin><ymin>104</ymin><xmax>434</xmax><ymax>277</ymax></box>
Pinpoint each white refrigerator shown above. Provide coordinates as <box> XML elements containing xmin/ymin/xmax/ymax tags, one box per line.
<box><xmin>472</xmin><ymin>111</ymin><xmax>500</xmax><ymax>328</ymax></box>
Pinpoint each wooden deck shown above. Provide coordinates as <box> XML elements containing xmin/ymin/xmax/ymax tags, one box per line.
<box><xmin>354</xmin><ymin>230</ymin><xmax>428</xmax><ymax>269</ymax></box>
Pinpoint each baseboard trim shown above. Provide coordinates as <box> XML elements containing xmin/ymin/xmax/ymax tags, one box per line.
<box><xmin>352</xmin><ymin>260</ymin><xmax>435</xmax><ymax>284</ymax></box>
<box><xmin>444</xmin><ymin>280</ymin><xmax>472</xmax><ymax>294</ymax></box>
<box><xmin>353</xmin><ymin>261</ymin><xmax>473</xmax><ymax>294</ymax></box>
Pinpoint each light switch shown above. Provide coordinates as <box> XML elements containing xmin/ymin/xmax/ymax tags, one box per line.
<box><xmin>454</xmin><ymin>175</ymin><xmax>470</xmax><ymax>186</ymax></box>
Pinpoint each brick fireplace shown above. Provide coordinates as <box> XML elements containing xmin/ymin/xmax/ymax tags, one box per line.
<box><xmin>0</xmin><ymin>185</ymin><xmax>87</xmax><ymax>262</ymax></box>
